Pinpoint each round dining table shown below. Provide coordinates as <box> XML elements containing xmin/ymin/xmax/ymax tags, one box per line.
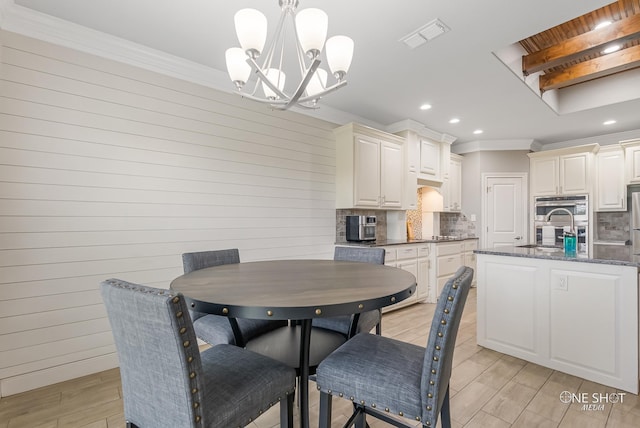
<box><xmin>170</xmin><ymin>259</ymin><xmax>417</xmax><ymax>428</ymax></box>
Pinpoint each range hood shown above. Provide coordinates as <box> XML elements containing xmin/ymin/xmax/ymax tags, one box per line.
<box><xmin>417</xmin><ymin>177</ymin><xmax>444</xmax><ymax>187</ymax></box>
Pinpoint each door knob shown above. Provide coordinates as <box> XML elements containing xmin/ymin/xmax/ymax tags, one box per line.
<box><xmin>515</xmin><ymin>236</ymin><xmax>523</xmax><ymax>240</ymax></box>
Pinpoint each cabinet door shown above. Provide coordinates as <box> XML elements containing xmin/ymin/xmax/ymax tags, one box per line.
<box><xmin>380</xmin><ymin>140</ymin><xmax>403</xmax><ymax>208</ymax></box>
<box><xmin>420</xmin><ymin>139</ymin><xmax>440</xmax><ymax>177</ymax></box>
<box><xmin>625</xmin><ymin>146</ymin><xmax>640</xmax><ymax>183</ymax></box>
<box><xmin>449</xmin><ymin>158</ymin><xmax>462</xmax><ymax>211</ymax></box>
<box><xmin>531</xmin><ymin>157</ymin><xmax>559</xmax><ymax>196</ymax></box>
<box><xmin>560</xmin><ymin>153</ymin><xmax>589</xmax><ymax>195</ymax></box>
<box><xmin>417</xmin><ymin>257</ymin><xmax>430</xmax><ymax>301</ymax></box>
<box><xmin>353</xmin><ymin>135</ymin><xmax>381</xmax><ymax>207</ymax></box>
<box><xmin>397</xmin><ymin>259</ymin><xmax>418</xmax><ymax>304</ymax></box>
<box><xmin>596</xmin><ymin>148</ymin><xmax>626</xmax><ymax>211</ymax></box>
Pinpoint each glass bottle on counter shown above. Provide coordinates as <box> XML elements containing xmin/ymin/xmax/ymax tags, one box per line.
<box><xmin>564</xmin><ymin>232</ymin><xmax>577</xmax><ymax>254</ymax></box>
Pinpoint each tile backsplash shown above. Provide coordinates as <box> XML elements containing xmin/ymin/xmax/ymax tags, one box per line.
<box><xmin>335</xmin><ymin>209</ymin><xmax>387</xmax><ymax>243</ymax></box>
<box><xmin>440</xmin><ymin>212</ymin><xmax>477</xmax><ymax>237</ymax></box>
<box><xmin>595</xmin><ymin>211</ymin><xmax>630</xmax><ymax>241</ymax></box>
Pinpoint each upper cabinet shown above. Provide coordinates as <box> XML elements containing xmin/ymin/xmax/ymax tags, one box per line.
<box><xmin>595</xmin><ymin>145</ymin><xmax>626</xmax><ymax>211</ymax></box>
<box><xmin>335</xmin><ymin>123</ymin><xmax>406</xmax><ymax>209</ymax></box>
<box><xmin>622</xmin><ymin>138</ymin><xmax>640</xmax><ymax>184</ymax></box>
<box><xmin>391</xmin><ymin>125</ymin><xmax>455</xmax><ymax>186</ymax></box>
<box><xmin>420</xmin><ymin>138</ymin><xmax>440</xmax><ymax>178</ymax></box>
<box><xmin>441</xmin><ymin>154</ymin><xmax>462</xmax><ymax>212</ymax></box>
<box><xmin>528</xmin><ymin>145</ymin><xmax>598</xmax><ymax>196</ymax></box>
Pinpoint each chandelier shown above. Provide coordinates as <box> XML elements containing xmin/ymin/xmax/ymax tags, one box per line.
<box><xmin>225</xmin><ymin>0</ymin><xmax>354</xmax><ymax>110</ymax></box>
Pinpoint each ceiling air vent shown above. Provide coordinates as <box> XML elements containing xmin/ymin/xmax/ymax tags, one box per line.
<box><xmin>400</xmin><ymin>18</ymin><xmax>450</xmax><ymax>49</ymax></box>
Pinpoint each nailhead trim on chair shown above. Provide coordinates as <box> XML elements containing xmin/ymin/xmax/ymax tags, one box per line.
<box><xmin>315</xmin><ymin>268</ymin><xmax>472</xmax><ymax>426</ymax></box>
<box><xmin>422</xmin><ymin>273</ymin><xmax>466</xmax><ymax>426</ymax></box>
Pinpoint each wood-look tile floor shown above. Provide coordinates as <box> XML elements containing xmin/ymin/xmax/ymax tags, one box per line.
<box><xmin>2</xmin><ymin>288</ymin><xmax>640</xmax><ymax>428</ymax></box>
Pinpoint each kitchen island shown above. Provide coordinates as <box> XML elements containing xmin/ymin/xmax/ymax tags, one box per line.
<box><xmin>475</xmin><ymin>245</ymin><xmax>639</xmax><ymax>393</ymax></box>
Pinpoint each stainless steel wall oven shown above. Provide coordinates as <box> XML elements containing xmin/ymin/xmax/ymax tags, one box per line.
<box><xmin>533</xmin><ymin>195</ymin><xmax>588</xmax><ymax>253</ymax></box>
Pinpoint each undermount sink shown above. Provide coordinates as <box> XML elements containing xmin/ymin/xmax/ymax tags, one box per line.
<box><xmin>517</xmin><ymin>244</ymin><xmax>564</xmax><ymax>253</ymax></box>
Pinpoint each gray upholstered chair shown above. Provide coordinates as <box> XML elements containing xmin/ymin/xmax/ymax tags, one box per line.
<box><xmin>101</xmin><ymin>278</ymin><xmax>296</xmax><ymax>428</ymax></box>
<box><xmin>315</xmin><ymin>266</ymin><xmax>474</xmax><ymax>428</ymax></box>
<box><xmin>312</xmin><ymin>246</ymin><xmax>385</xmax><ymax>337</ymax></box>
<box><xmin>181</xmin><ymin>249</ymin><xmax>287</xmax><ymax>347</ymax></box>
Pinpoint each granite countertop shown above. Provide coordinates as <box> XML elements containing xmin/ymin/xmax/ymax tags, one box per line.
<box><xmin>475</xmin><ymin>244</ymin><xmax>640</xmax><ymax>267</ymax></box>
<box><xmin>337</xmin><ymin>236</ymin><xmax>479</xmax><ymax>247</ymax></box>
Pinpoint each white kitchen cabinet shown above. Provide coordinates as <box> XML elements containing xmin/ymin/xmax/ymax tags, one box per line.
<box><xmin>621</xmin><ymin>138</ymin><xmax>640</xmax><ymax>183</ymax></box>
<box><xmin>595</xmin><ymin>145</ymin><xmax>626</xmax><ymax>211</ymax></box>
<box><xmin>463</xmin><ymin>240</ymin><xmax>478</xmax><ymax>286</ymax></box>
<box><xmin>416</xmin><ymin>244</ymin><xmax>433</xmax><ymax>302</ymax></box>
<box><xmin>435</xmin><ymin>241</ymin><xmax>464</xmax><ymax>300</ymax></box>
<box><xmin>441</xmin><ymin>154</ymin><xmax>462</xmax><ymax>212</ymax></box>
<box><xmin>420</xmin><ymin>138</ymin><xmax>440</xmax><ymax>178</ymax></box>
<box><xmin>476</xmin><ymin>253</ymin><xmax>638</xmax><ymax>393</ymax></box>
<box><xmin>379</xmin><ymin>240</ymin><xmax>474</xmax><ymax>309</ymax></box>
<box><xmin>335</xmin><ymin>123</ymin><xmax>405</xmax><ymax>209</ymax></box>
<box><xmin>528</xmin><ymin>145</ymin><xmax>597</xmax><ymax>196</ymax></box>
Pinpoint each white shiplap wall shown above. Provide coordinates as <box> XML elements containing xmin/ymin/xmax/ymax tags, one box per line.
<box><xmin>0</xmin><ymin>30</ymin><xmax>337</xmax><ymax>396</ymax></box>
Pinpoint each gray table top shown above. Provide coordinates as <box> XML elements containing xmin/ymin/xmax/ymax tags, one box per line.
<box><xmin>170</xmin><ymin>259</ymin><xmax>417</xmax><ymax>320</ymax></box>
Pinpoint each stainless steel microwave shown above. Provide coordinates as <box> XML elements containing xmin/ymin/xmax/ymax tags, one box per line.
<box><xmin>534</xmin><ymin>195</ymin><xmax>588</xmax><ymax>223</ymax></box>
<box><xmin>346</xmin><ymin>215</ymin><xmax>377</xmax><ymax>241</ymax></box>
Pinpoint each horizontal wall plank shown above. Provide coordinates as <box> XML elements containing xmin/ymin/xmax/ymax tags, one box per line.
<box><xmin>0</xmin><ymin>30</ymin><xmax>340</xmax><ymax>395</ymax></box>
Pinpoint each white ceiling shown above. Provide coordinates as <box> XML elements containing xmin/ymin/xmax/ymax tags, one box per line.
<box><xmin>8</xmin><ymin>0</ymin><xmax>640</xmax><ymax>146</ymax></box>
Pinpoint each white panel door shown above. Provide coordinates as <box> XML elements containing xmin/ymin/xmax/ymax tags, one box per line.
<box><xmin>559</xmin><ymin>153</ymin><xmax>589</xmax><ymax>195</ymax></box>
<box><xmin>419</xmin><ymin>139</ymin><xmax>440</xmax><ymax>177</ymax></box>
<box><xmin>486</xmin><ymin>176</ymin><xmax>526</xmax><ymax>248</ymax></box>
<box><xmin>380</xmin><ymin>140</ymin><xmax>403</xmax><ymax>208</ymax></box>
<box><xmin>596</xmin><ymin>148</ymin><xmax>626</xmax><ymax>211</ymax></box>
<box><xmin>531</xmin><ymin>157</ymin><xmax>558</xmax><ymax>196</ymax></box>
<box><xmin>354</xmin><ymin>135</ymin><xmax>380</xmax><ymax>207</ymax></box>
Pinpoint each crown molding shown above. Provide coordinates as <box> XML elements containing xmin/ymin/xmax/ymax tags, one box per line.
<box><xmin>0</xmin><ymin>0</ymin><xmax>381</xmax><ymax>127</ymax></box>
<box><xmin>385</xmin><ymin>119</ymin><xmax>458</xmax><ymax>144</ymax></box>
<box><xmin>452</xmin><ymin>139</ymin><xmax>536</xmax><ymax>154</ymax></box>
<box><xmin>1</xmin><ymin>1</ymin><xmax>235</xmax><ymax>89</ymax></box>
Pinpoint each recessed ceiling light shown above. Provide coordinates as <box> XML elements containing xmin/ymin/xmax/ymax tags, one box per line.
<box><xmin>594</xmin><ymin>21</ymin><xmax>612</xmax><ymax>30</ymax></box>
<box><xmin>603</xmin><ymin>120</ymin><xmax>617</xmax><ymax>125</ymax></box>
<box><xmin>449</xmin><ymin>118</ymin><xmax>460</xmax><ymax>124</ymax></box>
<box><xmin>420</xmin><ymin>103</ymin><xmax>432</xmax><ymax>110</ymax></box>
<box><xmin>603</xmin><ymin>44</ymin><xmax>621</xmax><ymax>54</ymax></box>
<box><xmin>473</xmin><ymin>129</ymin><xmax>483</xmax><ymax>135</ymax></box>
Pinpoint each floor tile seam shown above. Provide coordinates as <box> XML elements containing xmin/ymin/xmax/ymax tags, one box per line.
<box><xmin>482</xmin><ymin>373</ymin><xmax>543</xmax><ymax>426</ymax></box>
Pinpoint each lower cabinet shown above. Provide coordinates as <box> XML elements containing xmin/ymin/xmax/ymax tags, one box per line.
<box><xmin>381</xmin><ymin>239</ymin><xmax>478</xmax><ymax>312</ymax></box>
<box><xmin>463</xmin><ymin>240</ymin><xmax>478</xmax><ymax>286</ymax></box>
<box><xmin>476</xmin><ymin>254</ymin><xmax>639</xmax><ymax>393</ymax></box>
<box><xmin>435</xmin><ymin>242</ymin><xmax>464</xmax><ymax>300</ymax></box>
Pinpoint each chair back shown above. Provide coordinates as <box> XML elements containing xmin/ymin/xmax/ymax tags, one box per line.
<box><xmin>181</xmin><ymin>249</ymin><xmax>240</xmax><ymax>321</ymax></box>
<box><xmin>334</xmin><ymin>246</ymin><xmax>385</xmax><ymax>264</ymax></box>
<box><xmin>182</xmin><ymin>248</ymin><xmax>240</xmax><ymax>274</ymax></box>
<box><xmin>101</xmin><ymin>279</ymin><xmax>207</xmax><ymax>427</ymax></box>
<box><xmin>421</xmin><ymin>266</ymin><xmax>473</xmax><ymax>425</ymax></box>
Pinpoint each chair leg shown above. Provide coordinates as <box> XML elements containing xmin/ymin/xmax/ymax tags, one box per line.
<box><xmin>440</xmin><ymin>385</ymin><xmax>451</xmax><ymax>428</ymax></box>
<box><xmin>319</xmin><ymin>391</ymin><xmax>333</xmax><ymax>428</ymax></box>
<box><xmin>375</xmin><ymin>310</ymin><xmax>382</xmax><ymax>335</ymax></box>
<box><xmin>280</xmin><ymin>392</ymin><xmax>295</xmax><ymax>428</ymax></box>
<box><xmin>354</xmin><ymin>406</ymin><xmax>366</xmax><ymax>428</ymax></box>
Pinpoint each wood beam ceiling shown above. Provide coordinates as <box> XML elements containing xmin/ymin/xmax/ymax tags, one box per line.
<box><xmin>520</xmin><ymin>0</ymin><xmax>640</xmax><ymax>93</ymax></box>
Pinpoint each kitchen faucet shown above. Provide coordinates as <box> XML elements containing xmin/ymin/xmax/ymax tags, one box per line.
<box><xmin>545</xmin><ymin>207</ymin><xmax>574</xmax><ymax>233</ymax></box>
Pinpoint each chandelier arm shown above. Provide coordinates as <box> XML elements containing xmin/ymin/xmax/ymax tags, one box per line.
<box><xmin>291</xmin><ymin>13</ymin><xmax>313</xmax><ymax>79</ymax></box>
<box><xmin>279</xmin><ymin>58</ymin><xmax>321</xmax><ymax>110</ymax></box>
<box><xmin>246</xmin><ymin>57</ymin><xmax>289</xmax><ymax>100</ymax></box>
<box><xmin>297</xmin><ymin>80</ymin><xmax>347</xmax><ymax>103</ymax></box>
<box><xmin>260</xmin><ymin>8</ymin><xmax>288</xmax><ymax>71</ymax></box>
<box><xmin>237</xmin><ymin>93</ymin><xmax>288</xmax><ymax>105</ymax></box>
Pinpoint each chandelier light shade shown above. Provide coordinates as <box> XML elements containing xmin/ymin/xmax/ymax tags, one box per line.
<box><xmin>225</xmin><ymin>48</ymin><xmax>252</xmax><ymax>88</ymax></box>
<box><xmin>262</xmin><ymin>68</ymin><xmax>286</xmax><ymax>99</ymax></box>
<box><xmin>295</xmin><ymin>8</ymin><xmax>328</xmax><ymax>57</ymax></box>
<box><xmin>234</xmin><ymin>9</ymin><xmax>268</xmax><ymax>57</ymax></box>
<box><xmin>326</xmin><ymin>35</ymin><xmax>354</xmax><ymax>80</ymax></box>
<box><xmin>225</xmin><ymin>0</ymin><xmax>354</xmax><ymax>110</ymax></box>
